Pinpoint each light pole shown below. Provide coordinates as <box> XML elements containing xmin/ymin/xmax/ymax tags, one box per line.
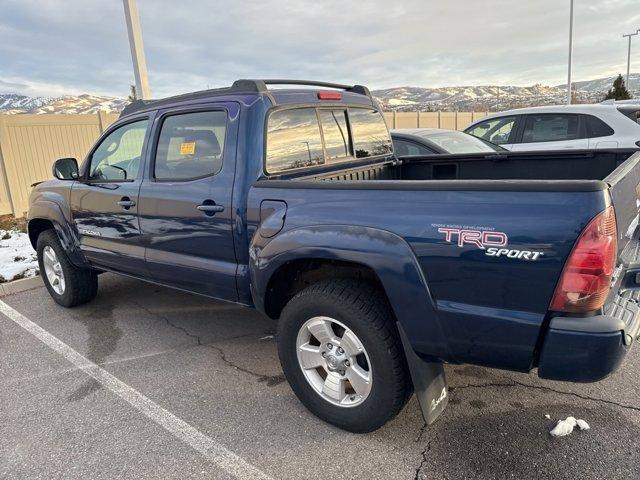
<box><xmin>301</xmin><ymin>142</ymin><xmax>312</xmax><ymax>162</ymax></box>
<box><xmin>566</xmin><ymin>0</ymin><xmax>574</xmax><ymax>105</ymax></box>
<box><xmin>623</xmin><ymin>30</ymin><xmax>639</xmax><ymax>90</ymax></box>
<box><xmin>123</xmin><ymin>0</ymin><xmax>151</xmax><ymax>100</ymax></box>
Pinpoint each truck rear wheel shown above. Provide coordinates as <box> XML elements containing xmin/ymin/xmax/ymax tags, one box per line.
<box><xmin>37</xmin><ymin>229</ymin><xmax>98</xmax><ymax>307</ymax></box>
<box><xmin>277</xmin><ymin>279</ymin><xmax>412</xmax><ymax>432</ymax></box>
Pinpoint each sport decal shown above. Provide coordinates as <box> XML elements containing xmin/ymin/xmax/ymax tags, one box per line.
<box><xmin>433</xmin><ymin>224</ymin><xmax>544</xmax><ymax>261</ymax></box>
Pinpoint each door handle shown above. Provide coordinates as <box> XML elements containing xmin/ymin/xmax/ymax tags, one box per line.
<box><xmin>117</xmin><ymin>197</ymin><xmax>136</xmax><ymax>209</ymax></box>
<box><xmin>196</xmin><ymin>201</ymin><xmax>224</xmax><ymax>216</ymax></box>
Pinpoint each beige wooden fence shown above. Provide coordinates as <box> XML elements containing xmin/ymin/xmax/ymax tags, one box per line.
<box><xmin>0</xmin><ymin>110</ymin><xmax>490</xmax><ymax>218</ymax></box>
<box><xmin>382</xmin><ymin>111</ymin><xmax>493</xmax><ymax>130</ymax></box>
<box><xmin>0</xmin><ymin>112</ymin><xmax>119</xmax><ymax>216</ymax></box>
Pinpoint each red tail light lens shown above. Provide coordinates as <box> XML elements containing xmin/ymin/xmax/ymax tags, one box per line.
<box><xmin>317</xmin><ymin>91</ymin><xmax>342</xmax><ymax>100</ymax></box>
<box><xmin>550</xmin><ymin>206</ymin><xmax>617</xmax><ymax>313</ymax></box>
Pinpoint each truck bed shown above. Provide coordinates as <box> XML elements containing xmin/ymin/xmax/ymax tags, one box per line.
<box><xmin>295</xmin><ymin>149</ymin><xmax>637</xmax><ymax>184</ymax></box>
<box><xmin>251</xmin><ymin>148</ymin><xmax>640</xmax><ymax>376</ymax></box>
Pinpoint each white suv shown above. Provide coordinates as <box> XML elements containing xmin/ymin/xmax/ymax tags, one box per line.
<box><xmin>464</xmin><ymin>103</ymin><xmax>640</xmax><ymax>151</ymax></box>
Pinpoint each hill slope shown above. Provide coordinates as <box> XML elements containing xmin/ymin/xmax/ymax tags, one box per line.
<box><xmin>1</xmin><ymin>74</ymin><xmax>639</xmax><ymax>113</ymax></box>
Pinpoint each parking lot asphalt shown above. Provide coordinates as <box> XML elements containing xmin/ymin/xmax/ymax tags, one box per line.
<box><xmin>1</xmin><ymin>273</ymin><xmax>639</xmax><ymax>479</ymax></box>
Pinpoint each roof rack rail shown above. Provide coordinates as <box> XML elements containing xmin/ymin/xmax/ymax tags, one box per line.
<box><xmin>233</xmin><ymin>79</ymin><xmax>371</xmax><ymax>97</ymax></box>
<box><xmin>120</xmin><ymin>79</ymin><xmax>371</xmax><ymax>117</ymax></box>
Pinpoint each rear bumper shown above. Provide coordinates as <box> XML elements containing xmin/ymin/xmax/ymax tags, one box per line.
<box><xmin>538</xmin><ymin>294</ymin><xmax>640</xmax><ymax>382</ymax></box>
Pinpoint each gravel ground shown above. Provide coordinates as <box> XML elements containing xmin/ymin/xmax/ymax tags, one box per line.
<box><xmin>1</xmin><ymin>273</ymin><xmax>639</xmax><ymax>479</ymax></box>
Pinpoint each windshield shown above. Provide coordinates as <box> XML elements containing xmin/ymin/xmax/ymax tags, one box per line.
<box><xmin>422</xmin><ymin>130</ymin><xmax>503</xmax><ymax>153</ymax></box>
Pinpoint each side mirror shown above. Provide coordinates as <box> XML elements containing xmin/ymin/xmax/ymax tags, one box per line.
<box><xmin>52</xmin><ymin>158</ymin><xmax>79</xmax><ymax>180</ymax></box>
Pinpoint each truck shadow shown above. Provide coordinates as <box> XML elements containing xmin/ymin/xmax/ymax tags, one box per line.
<box><xmin>56</xmin><ymin>274</ymin><xmax>640</xmax><ymax>480</ymax></box>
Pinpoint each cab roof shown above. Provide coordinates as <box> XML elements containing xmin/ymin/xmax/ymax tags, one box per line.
<box><xmin>119</xmin><ymin>79</ymin><xmax>375</xmax><ymax>118</ymax></box>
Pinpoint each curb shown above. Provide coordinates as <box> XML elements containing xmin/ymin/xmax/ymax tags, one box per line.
<box><xmin>0</xmin><ymin>275</ymin><xmax>43</xmax><ymax>296</ymax></box>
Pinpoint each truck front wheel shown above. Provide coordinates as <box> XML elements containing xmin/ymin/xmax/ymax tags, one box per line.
<box><xmin>277</xmin><ymin>279</ymin><xmax>412</xmax><ymax>432</ymax></box>
<box><xmin>37</xmin><ymin>229</ymin><xmax>98</xmax><ymax>307</ymax></box>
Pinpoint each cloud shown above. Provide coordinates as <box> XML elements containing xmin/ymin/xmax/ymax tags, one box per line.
<box><xmin>1</xmin><ymin>0</ymin><xmax>639</xmax><ymax>97</ymax></box>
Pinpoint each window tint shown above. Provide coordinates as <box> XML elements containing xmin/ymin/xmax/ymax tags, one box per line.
<box><xmin>89</xmin><ymin>119</ymin><xmax>148</xmax><ymax>181</ymax></box>
<box><xmin>466</xmin><ymin>116</ymin><xmax>516</xmax><ymax>145</ymax></box>
<box><xmin>348</xmin><ymin>108</ymin><xmax>393</xmax><ymax>158</ymax></box>
<box><xmin>266</xmin><ymin>108</ymin><xmax>324</xmax><ymax>173</ymax></box>
<box><xmin>154</xmin><ymin>111</ymin><xmax>226</xmax><ymax>180</ymax></box>
<box><xmin>393</xmin><ymin>139</ymin><xmax>435</xmax><ymax>156</ymax></box>
<box><xmin>318</xmin><ymin>109</ymin><xmax>351</xmax><ymax>160</ymax></box>
<box><xmin>585</xmin><ymin>115</ymin><xmax>615</xmax><ymax>138</ymax></box>
<box><xmin>521</xmin><ymin>114</ymin><xmax>580</xmax><ymax>143</ymax></box>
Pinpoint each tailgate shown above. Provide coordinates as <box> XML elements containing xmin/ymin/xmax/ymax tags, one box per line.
<box><xmin>604</xmin><ymin>152</ymin><xmax>640</xmax><ymax>256</ymax></box>
<box><xmin>604</xmin><ymin>152</ymin><xmax>640</xmax><ymax>342</ymax></box>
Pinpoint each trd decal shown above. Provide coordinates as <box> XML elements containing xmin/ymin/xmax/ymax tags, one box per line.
<box><xmin>438</xmin><ymin>227</ymin><xmax>507</xmax><ymax>249</ymax></box>
<box><xmin>436</xmin><ymin>227</ymin><xmax>544</xmax><ymax>261</ymax></box>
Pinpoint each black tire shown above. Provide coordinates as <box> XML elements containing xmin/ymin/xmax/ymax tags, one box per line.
<box><xmin>36</xmin><ymin>229</ymin><xmax>98</xmax><ymax>307</ymax></box>
<box><xmin>277</xmin><ymin>279</ymin><xmax>412</xmax><ymax>433</ymax></box>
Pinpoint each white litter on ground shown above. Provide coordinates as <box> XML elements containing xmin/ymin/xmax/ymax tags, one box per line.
<box><xmin>0</xmin><ymin>230</ymin><xmax>38</xmax><ymax>283</ymax></box>
<box><xmin>576</xmin><ymin>419</ymin><xmax>590</xmax><ymax>431</ymax></box>
<box><xmin>550</xmin><ymin>416</ymin><xmax>590</xmax><ymax>437</ymax></box>
<box><xmin>544</xmin><ymin>414</ymin><xmax>551</xmax><ymax>419</ymax></box>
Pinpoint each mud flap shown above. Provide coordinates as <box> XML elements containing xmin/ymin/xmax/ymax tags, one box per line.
<box><xmin>397</xmin><ymin>322</ymin><xmax>448</xmax><ymax>424</ymax></box>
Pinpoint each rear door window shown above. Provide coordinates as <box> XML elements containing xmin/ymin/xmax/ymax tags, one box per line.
<box><xmin>154</xmin><ymin>111</ymin><xmax>227</xmax><ymax>181</ymax></box>
<box><xmin>266</xmin><ymin>108</ymin><xmax>324</xmax><ymax>173</ymax></box>
<box><xmin>466</xmin><ymin>116</ymin><xmax>516</xmax><ymax>145</ymax></box>
<box><xmin>521</xmin><ymin>114</ymin><xmax>581</xmax><ymax>143</ymax></box>
<box><xmin>348</xmin><ymin>108</ymin><xmax>393</xmax><ymax>158</ymax></box>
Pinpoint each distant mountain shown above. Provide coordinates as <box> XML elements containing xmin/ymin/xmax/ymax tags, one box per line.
<box><xmin>0</xmin><ymin>93</ymin><xmax>128</xmax><ymax>114</ymax></box>
<box><xmin>2</xmin><ymin>74</ymin><xmax>639</xmax><ymax>114</ymax></box>
<box><xmin>373</xmin><ymin>74</ymin><xmax>640</xmax><ymax>111</ymax></box>
<box><xmin>0</xmin><ymin>94</ymin><xmax>53</xmax><ymax>114</ymax></box>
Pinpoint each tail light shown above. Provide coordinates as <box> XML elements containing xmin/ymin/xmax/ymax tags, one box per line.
<box><xmin>550</xmin><ymin>206</ymin><xmax>617</xmax><ymax>313</ymax></box>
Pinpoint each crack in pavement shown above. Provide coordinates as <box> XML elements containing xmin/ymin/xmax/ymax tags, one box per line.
<box><xmin>413</xmin><ymin>439</ymin><xmax>431</xmax><ymax>480</ymax></box>
<box><xmin>449</xmin><ymin>380</ymin><xmax>640</xmax><ymax>412</ymax></box>
<box><xmin>132</xmin><ymin>300</ymin><xmax>285</xmax><ymax>386</ymax></box>
<box><xmin>413</xmin><ymin>421</ymin><xmax>427</xmax><ymax>443</ymax></box>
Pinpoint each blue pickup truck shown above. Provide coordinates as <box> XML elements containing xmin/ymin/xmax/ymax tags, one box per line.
<box><xmin>28</xmin><ymin>80</ymin><xmax>640</xmax><ymax>432</ymax></box>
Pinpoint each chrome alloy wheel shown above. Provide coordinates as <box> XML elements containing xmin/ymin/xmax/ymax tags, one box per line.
<box><xmin>296</xmin><ymin>316</ymin><xmax>372</xmax><ymax>407</ymax></box>
<box><xmin>42</xmin><ymin>246</ymin><xmax>65</xmax><ymax>295</ymax></box>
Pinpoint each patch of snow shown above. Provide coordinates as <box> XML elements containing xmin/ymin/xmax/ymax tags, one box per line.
<box><xmin>0</xmin><ymin>230</ymin><xmax>39</xmax><ymax>283</ymax></box>
<box><xmin>388</xmin><ymin>98</ymin><xmax>418</xmax><ymax>106</ymax></box>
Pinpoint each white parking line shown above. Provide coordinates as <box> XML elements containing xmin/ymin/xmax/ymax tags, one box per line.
<box><xmin>0</xmin><ymin>300</ymin><xmax>274</xmax><ymax>480</ymax></box>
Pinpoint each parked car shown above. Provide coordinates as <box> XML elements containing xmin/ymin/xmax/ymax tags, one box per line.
<box><xmin>391</xmin><ymin>128</ymin><xmax>504</xmax><ymax>155</ymax></box>
<box><xmin>464</xmin><ymin>103</ymin><xmax>640</xmax><ymax>151</ymax></box>
<box><xmin>28</xmin><ymin>79</ymin><xmax>640</xmax><ymax>433</ymax></box>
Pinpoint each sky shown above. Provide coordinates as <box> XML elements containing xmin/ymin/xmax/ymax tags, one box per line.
<box><xmin>1</xmin><ymin>0</ymin><xmax>640</xmax><ymax>98</ymax></box>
